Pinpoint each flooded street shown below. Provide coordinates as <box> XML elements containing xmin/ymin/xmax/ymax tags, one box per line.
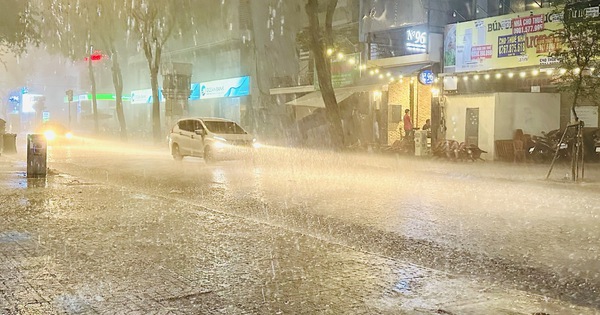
<box><xmin>1</xmin><ymin>140</ymin><xmax>598</xmax><ymax>313</ymax></box>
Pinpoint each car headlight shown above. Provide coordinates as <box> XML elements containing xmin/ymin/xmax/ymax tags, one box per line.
<box><xmin>44</xmin><ymin>130</ymin><xmax>56</xmax><ymax>141</ymax></box>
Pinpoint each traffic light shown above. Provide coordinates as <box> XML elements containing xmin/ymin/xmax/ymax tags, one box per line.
<box><xmin>84</xmin><ymin>50</ymin><xmax>104</xmax><ymax>62</ymax></box>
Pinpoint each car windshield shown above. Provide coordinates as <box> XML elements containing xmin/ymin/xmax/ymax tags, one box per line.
<box><xmin>203</xmin><ymin>121</ymin><xmax>246</xmax><ymax>134</ymax></box>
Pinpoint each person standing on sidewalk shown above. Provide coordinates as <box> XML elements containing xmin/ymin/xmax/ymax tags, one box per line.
<box><xmin>403</xmin><ymin>109</ymin><xmax>413</xmax><ymax>138</ymax></box>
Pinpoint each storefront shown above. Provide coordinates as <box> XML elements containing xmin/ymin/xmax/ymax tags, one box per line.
<box><xmin>439</xmin><ymin>7</ymin><xmax>584</xmax><ymax>159</ymax></box>
<box><xmin>129</xmin><ymin>75</ymin><xmax>252</xmax><ymax>136</ymax></box>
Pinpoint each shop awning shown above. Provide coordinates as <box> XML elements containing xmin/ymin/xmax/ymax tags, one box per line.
<box><xmin>285</xmin><ymin>84</ymin><xmax>382</xmax><ymax>107</ymax></box>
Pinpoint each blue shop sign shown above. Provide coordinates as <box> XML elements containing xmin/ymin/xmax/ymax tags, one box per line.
<box><xmin>194</xmin><ymin>76</ymin><xmax>251</xmax><ymax>100</ymax></box>
<box><xmin>418</xmin><ymin>70</ymin><xmax>435</xmax><ymax>85</ymax></box>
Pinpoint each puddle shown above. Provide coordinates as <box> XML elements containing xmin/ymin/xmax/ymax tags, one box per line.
<box><xmin>0</xmin><ymin>231</ymin><xmax>31</xmax><ymax>243</ymax></box>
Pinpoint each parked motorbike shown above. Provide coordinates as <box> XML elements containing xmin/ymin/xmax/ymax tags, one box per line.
<box><xmin>528</xmin><ymin>129</ymin><xmax>573</xmax><ymax>162</ymax></box>
<box><xmin>592</xmin><ymin>129</ymin><xmax>600</xmax><ymax>160</ymax></box>
<box><xmin>432</xmin><ymin>139</ymin><xmax>487</xmax><ymax>161</ymax></box>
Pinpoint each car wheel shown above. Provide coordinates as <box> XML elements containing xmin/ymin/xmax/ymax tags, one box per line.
<box><xmin>172</xmin><ymin>144</ymin><xmax>183</xmax><ymax>161</ymax></box>
<box><xmin>204</xmin><ymin>146</ymin><xmax>214</xmax><ymax>164</ymax></box>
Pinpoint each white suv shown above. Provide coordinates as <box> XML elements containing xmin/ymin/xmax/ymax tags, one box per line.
<box><xmin>168</xmin><ymin>117</ymin><xmax>260</xmax><ymax>162</ymax></box>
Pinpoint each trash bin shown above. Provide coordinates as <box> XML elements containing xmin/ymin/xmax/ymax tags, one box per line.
<box><xmin>27</xmin><ymin>134</ymin><xmax>47</xmax><ymax>178</ymax></box>
<box><xmin>2</xmin><ymin>133</ymin><xmax>17</xmax><ymax>154</ymax></box>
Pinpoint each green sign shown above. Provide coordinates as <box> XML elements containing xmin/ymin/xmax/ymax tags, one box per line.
<box><xmin>42</xmin><ymin>111</ymin><xmax>50</xmax><ymax>122</ymax></box>
<box><xmin>63</xmin><ymin>93</ymin><xmax>131</xmax><ymax>103</ymax></box>
<box><xmin>314</xmin><ymin>53</ymin><xmax>360</xmax><ymax>89</ymax></box>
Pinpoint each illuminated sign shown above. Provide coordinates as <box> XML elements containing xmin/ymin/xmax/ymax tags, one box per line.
<box><xmin>197</xmin><ymin>76</ymin><xmax>250</xmax><ymax>100</ymax></box>
<box><xmin>445</xmin><ymin>7</ymin><xmax>563</xmax><ymax>73</ymax></box>
<box><xmin>405</xmin><ymin>26</ymin><xmax>428</xmax><ymax>53</ymax></box>
<box><xmin>21</xmin><ymin>94</ymin><xmax>44</xmax><ymax>113</ymax></box>
<box><xmin>130</xmin><ymin>89</ymin><xmax>163</xmax><ymax>104</ymax></box>
<box><xmin>565</xmin><ymin>0</ymin><xmax>600</xmax><ymax>22</ymax></box>
<box><xmin>418</xmin><ymin>70</ymin><xmax>434</xmax><ymax>85</ymax></box>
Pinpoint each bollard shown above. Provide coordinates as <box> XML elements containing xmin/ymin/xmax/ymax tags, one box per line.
<box><xmin>3</xmin><ymin>133</ymin><xmax>17</xmax><ymax>154</ymax></box>
<box><xmin>27</xmin><ymin>134</ymin><xmax>47</xmax><ymax>178</ymax></box>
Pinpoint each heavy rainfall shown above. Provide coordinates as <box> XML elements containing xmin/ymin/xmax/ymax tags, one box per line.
<box><xmin>1</xmin><ymin>0</ymin><xmax>600</xmax><ymax>314</ymax></box>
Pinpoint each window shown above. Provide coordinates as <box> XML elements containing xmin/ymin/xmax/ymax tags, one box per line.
<box><xmin>178</xmin><ymin>120</ymin><xmax>194</xmax><ymax>132</ymax></box>
<box><xmin>203</xmin><ymin>121</ymin><xmax>247</xmax><ymax>134</ymax></box>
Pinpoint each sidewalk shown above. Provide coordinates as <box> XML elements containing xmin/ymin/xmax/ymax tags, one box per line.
<box><xmin>1</xmin><ymin>155</ymin><xmax>599</xmax><ymax>314</ymax></box>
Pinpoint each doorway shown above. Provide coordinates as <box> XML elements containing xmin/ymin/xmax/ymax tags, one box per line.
<box><xmin>465</xmin><ymin>108</ymin><xmax>479</xmax><ymax>146</ymax></box>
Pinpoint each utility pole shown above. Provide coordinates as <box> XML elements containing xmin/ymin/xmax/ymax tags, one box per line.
<box><xmin>66</xmin><ymin>90</ymin><xmax>73</xmax><ymax>128</ymax></box>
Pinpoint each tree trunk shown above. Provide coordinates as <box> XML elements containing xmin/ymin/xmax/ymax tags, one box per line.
<box><xmin>306</xmin><ymin>0</ymin><xmax>344</xmax><ymax>149</ymax></box>
<box><xmin>150</xmin><ymin>65</ymin><xmax>161</xmax><ymax>142</ymax></box>
<box><xmin>111</xmin><ymin>51</ymin><xmax>127</xmax><ymax>141</ymax></box>
<box><xmin>144</xmin><ymin>40</ymin><xmax>163</xmax><ymax>143</ymax></box>
<box><xmin>88</xmin><ymin>55</ymin><xmax>99</xmax><ymax>135</ymax></box>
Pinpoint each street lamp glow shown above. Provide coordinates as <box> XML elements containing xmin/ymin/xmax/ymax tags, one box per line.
<box><xmin>495</xmin><ymin>73</ymin><xmax>502</xmax><ymax>79</ymax></box>
<box><xmin>386</xmin><ymin>72</ymin><xmax>391</xmax><ymax>77</ymax></box>
<box><xmin>337</xmin><ymin>52</ymin><xmax>344</xmax><ymax>60</ymax></box>
<box><xmin>484</xmin><ymin>74</ymin><xmax>490</xmax><ymax>80</ymax></box>
<box><xmin>369</xmin><ymin>70</ymin><xmax>375</xmax><ymax>76</ymax></box>
<box><xmin>348</xmin><ymin>58</ymin><xmax>356</xmax><ymax>65</ymax></box>
<box><xmin>374</xmin><ymin>68</ymin><xmax>380</xmax><ymax>74</ymax></box>
<box><xmin>379</xmin><ymin>74</ymin><xmax>384</xmax><ymax>79</ymax></box>
<box><xmin>574</xmin><ymin>67</ymin><xmax>581</xmax><ymax>74</ymax></box>
<box><xmin>532</xmin><ymin>69</ymin><xmax>539</xmax><ymax>76</ymax></box>
<box><xmin>473</xmin><ymin>74</ymin><xmax>480</xmax><ymax>80</ymax></box>
<box><xmin>463</xmin><ymin>76</ymin><xmax>469</xmax><ymax>81</ymax></box>
<box><xmin>326</xmin><ymin>48</ymin><xmax>333</xmax><ymax>56</ymax></box>
<box><xmin>519</xmin><ymin>72</ymin><xmax>526</xmax><ymax>78</ymax></box>
<box><xmin>559</xmin><ymin>68</ymin><xmax>567</xmax><ymax>74</ymax></box>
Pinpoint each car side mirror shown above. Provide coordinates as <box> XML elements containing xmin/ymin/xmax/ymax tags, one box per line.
<box><xmin>195</xmin><ymin>129</ymin><xmax>206</xmax><ymax>136</ymax></box>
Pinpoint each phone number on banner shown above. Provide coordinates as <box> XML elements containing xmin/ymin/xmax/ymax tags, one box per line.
<box><xmin>498</xmin><ymin>33</ymin><xmax>527</xmax><ymax>57</ymax></box>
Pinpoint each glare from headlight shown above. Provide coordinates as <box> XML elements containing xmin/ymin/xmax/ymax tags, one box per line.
<box><xmin>252</xmin><ymin>142</ymin><xmax>262</xmax><ymax>149</ymax></box>
<box><xmin>65</xmin><ymin>132</ymin><xmax>73</xmax><ymax>139</ymax></box>
<box><xmin>213</xmin><ymin>141</ymin><xmax>227</xmax><ymax>149</ymax></box>
<box><xmin>44</xmin><ymin>130</ymin><xmax>56</xmax><ymax>141</ymax></box>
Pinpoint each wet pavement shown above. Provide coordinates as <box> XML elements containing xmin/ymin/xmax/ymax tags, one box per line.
<box><xmin>1</xmin><ymin>140</ymin><xmax>599</xmax><ymax>314</ymax></box>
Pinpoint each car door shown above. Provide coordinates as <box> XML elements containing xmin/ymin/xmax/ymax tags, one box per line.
<box><xmin>177</xmin><ymin>119</ymin><xmax>194</xmax><ymax>155</ymax></box>
<box><xmin>189</xmin><ymin>119</ymin><xmax>206</xmax><ymax>157</ymax></box>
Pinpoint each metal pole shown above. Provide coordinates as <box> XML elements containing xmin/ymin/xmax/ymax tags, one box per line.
<box><xmin>68</xmin><ymin>100</ymin><xmax>71</xmax><ymax>128</ymax></box>
<box><xmin>545</xmin><ymin>127</ymin><xmax>570</xmax><ymax>180</ymax></box>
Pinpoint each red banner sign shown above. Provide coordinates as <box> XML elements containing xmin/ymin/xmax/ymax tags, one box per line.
<box><xmin>512</xmin><ymin>14</ymin><xmax>545</xmax><ymax>34</ymax></box>
<box><xmin>471</xmin><ymin>45</ymin><xmax>493</xmax><ymax>59</ymax></box>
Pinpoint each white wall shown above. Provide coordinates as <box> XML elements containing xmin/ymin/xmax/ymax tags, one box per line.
<box><xmin>495</xmin><ymin>93</ymin><xmax>561</xmax><ymax>139</ymax></box>
<box><xmin>445</xmin><ymin>92</ymin><xmax>561</xmax><ymax>160</ymax></box>
<box><xmin>445</xmin><ymin>94</ymin><xmax>496</xmax><ymax>158</ymax></box>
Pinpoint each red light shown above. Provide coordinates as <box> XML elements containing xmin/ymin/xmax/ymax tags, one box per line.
<box><xmin>84</xmin><ymin>50</ymin><xmax>104</xmax><ymax>62</ymax></box>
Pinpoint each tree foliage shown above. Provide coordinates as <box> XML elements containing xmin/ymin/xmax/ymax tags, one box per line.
<box><xmin>126</xmin><ymin>0</ymin><xmax>195</xmax><ymax>142</ymax></box>
<box><xmin>40</xmin><ymin>0</ymin><xmax>131</xmax><ymax>138</ymax></box>
<box><xmin>0</xmin><ymin>0</ymin><xmax>39</xmax><ymax>61</ymax></box>
<box><xmin>550</xmin><ymin>0</ymin><xmax>600</xmax><ymax>121</ymax></box>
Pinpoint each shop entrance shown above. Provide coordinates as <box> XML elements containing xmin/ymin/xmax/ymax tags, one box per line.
<box><xmin>465</xmin><ymin>107</ymin><xmax>479</xmax><ymax>146</ymax></box>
